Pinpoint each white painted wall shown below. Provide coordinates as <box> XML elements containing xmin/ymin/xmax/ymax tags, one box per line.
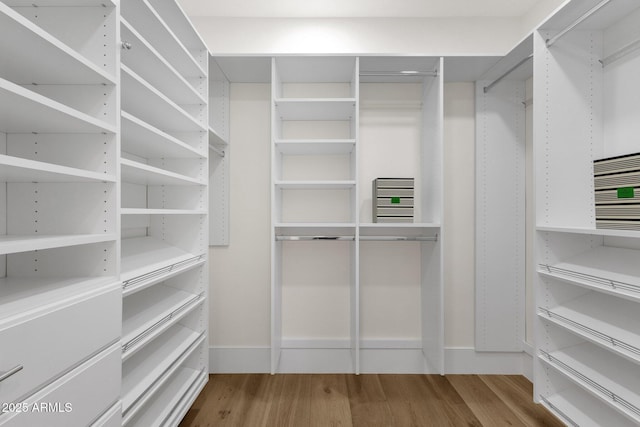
<box><xmin>210</xmin><ymin>81</ymin><xmax>478</xmax><ymax>361</ymax></box>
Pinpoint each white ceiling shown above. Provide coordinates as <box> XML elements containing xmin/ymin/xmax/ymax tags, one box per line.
<box><xmin>178</xmin><ymin>0</ymin><xmax>541</xmax><ymax>18</ymax></box>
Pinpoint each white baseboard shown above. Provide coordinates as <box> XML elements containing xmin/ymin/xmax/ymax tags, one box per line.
<box><xmin>210</xmin><ymin>343</ymin><xmax>528</xmax><ymax>375</ymax></box>
<box><xmin>521</xmin><ymin>340</ymin><xmax>534</xmax><ymax>382</ymax></box>
<box><xmin>444</xmin><ymin>347</ymin><xmax>525</xmax><ymax>374</ymax></box>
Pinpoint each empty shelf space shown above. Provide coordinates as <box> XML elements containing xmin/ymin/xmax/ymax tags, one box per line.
<box><xmin>275</xmin><ymin>139</ymin><xmax>356</xmax><ymax>155</ymax></box>
<box><xmin>540</xmin><ymin>343</ymin><xmax>640</xmax><ymax>422</ymax></box>
<box><xmin>274</xmin><ymin>98</ymin><xmax>356</xmax><ymax>121</ymax></box>
<box><xmin>123</xmin><ymin>367</ymin><xmax>204</xmax><ymax>427</ymax></box>
<box><xmin>542</xmin><ymin>387</ymin><xmax>638</xmax><ymax>427</ymax></box>
<box><xmin>0</xmin><ymin>233</ymin><xmax>116</xmax><ymax>256</ymax></box>
<box><xmin>275</xmin><ymin>57</ymin><xmax>356</xmax><ymax>83</ymax></box>
<box><xmin>121</xmin><ymin>112</ymin><xmax>204</xmax><ymax>159</ymax></box>
<box><xmin>121</xmin><ymin>324</ymin><xmax>203</xmax><ymax>412</ymax></box>
<box><xmin>0</xmin><ymin>154</ymin><xmax>115</xmax><ymax>183</ymax></box>
<box><xmin>121</xmin><ymin>208</ymin><xmax>206</xmax><ymax>215</ymax></box>
<box><xmin>539</xmin><ymin>246</ymin><xmax>640</xmax><ymax>301</ymax></box>
<box><xmin>209</xmin><ymin>127</ymin><xmax>229</xmax><ymax>146</ymax></box>
<box><xmin>121</xmin><ymin>236</ymin><xmax>204</xmax><ymax>293</ymax></box>
<box><xmin>537</xmin><ymin>225</ymin><xmax>640</xmax><ymax>239</ymax></box>
<box><xmin>0</xmin><ymin>78</ymin><xmax>116</xmax><ymax>134</ymax></box>
<box><xmin>121</xmin><ymin>0</ymin><xmax>205</xmax><ymax>80</ymax></box>
<box><xmin>0</xmin><ymin>276</ymin><xmax>117</xmax><ymax>325</ymax></box>
<box><xmin>121</xmin><ymin>158</ymin><xmax>205</xmax><ymax>186</ymax></box>
<box><xmin>121</xmin><ymin>19</ymin><xmax>204</xmax><ymax>105</ymax></box>
<box><xmin>275</xmin><ymin>180</ymin><xmax>356</xmax><ymax>190</ymax></box>
<box><xmin>539</xmin><ymin>292</ymin><xmax>640</xmax><ymax>362</ymax></box>
<box><xmin>121</xmin><ymin>65</ymin><xmax>205</xmax><ymax>133</ymax></box>
<box><xmin>0</xmin><ymin>4</ymin><xmax>116</xmax><ymax>85</ymax></box>
<box><xmin>122</xmin><ymin>284</ymin><xmax>204</xmax><ymax>357</ymax></box>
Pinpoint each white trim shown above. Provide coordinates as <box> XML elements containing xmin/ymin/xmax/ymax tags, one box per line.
<box><xmin>444</xmin><ymin>347</ymin><xmax>525</xmax><ymax>374</ymax></box>
<box><xmin>522</xmin><ymin>340</ymin><xmax>534</xmax><ymax>356</ymax></box>
<box><xmin>280</xmin><ymin>338</ymin><xmax>422</xmax><ymax>349</ymax></box>
<box><xmin>522</xmin><ymin>350</ymin><xmax>534</xmax><ymax>382</ymax></box>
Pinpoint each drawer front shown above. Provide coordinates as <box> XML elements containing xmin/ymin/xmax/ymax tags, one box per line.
<box><xmin>0</xmin><ymin>344</ymin><xmax>121</xmax><ymax>427</ymax></box>
<box><xmin>0</xmin><ymin>285</ymin><xmax>121</xmax><ymax>404</ymax></box>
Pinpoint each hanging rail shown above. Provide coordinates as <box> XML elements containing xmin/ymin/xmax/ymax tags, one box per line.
<box><xmin>601</xmin><ymin>37</ymin><xmax>640</xmax><ymax>66</ymax></box>
<box><xmin>209</xmin><ymin>143</ymin><xmax>225</xmax><ymax>157</ymax></box>
<box><xmin>483</xmin><ymin>55</ymin><xmax>533</xmax><ymax>93</ymax></box>
<box><xmin>275</xmin><ymin>235</ymin><xmax>438</xmax><ymax>242</ymax></box>
<box><xmin>360</xmin><ymin>70</ymin><xmax>438</xmax><ymax>77</ymax></box>
<box><xmin>546</xmin><ymin>0</ymin><xmax>612</xmax><ymax>47</ymax></box>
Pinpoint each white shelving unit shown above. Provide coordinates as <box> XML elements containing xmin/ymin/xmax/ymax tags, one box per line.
<box><xmin>0</xmin><ymin>1</ymin><xmax>120</xmax><ymax>425</ymax></box>
<box><xmin>270</xmin><ymin>56</ymin><xmax>444</xmax><ymax>374</ymax></box>
<box><xmin>209</xmin><ymin>56</ymin><xmax>230</xmax><ymax>246</ymax></box>
<box><xmin>534</xmin><ymin>0</ymin><xmax>640</xmax><ymax>424</ymax></box>
<box><xmin>119</xmin><ymin>0</ymin><xmax>209</xmax><ymax>424</ymax></box>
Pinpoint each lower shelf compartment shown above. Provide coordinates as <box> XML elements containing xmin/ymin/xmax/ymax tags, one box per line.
<box><xmin>541</xmin><ymin>387</ymin><xmax>638</xmax><ymax>427</ymax></box>
<box><xmin>539</xmin><ymin>342</ymin><xmax>640</xmax><ymax>423</ymax></box>
<box><xmin>121</xmin><ymin>325</ymin><xmax>204</xmax><ymax>418</ymax></box>
<box><xmin>124</xmin><ymin>368</ymin><xmax>207</xmax><ymax>427</ymax></box>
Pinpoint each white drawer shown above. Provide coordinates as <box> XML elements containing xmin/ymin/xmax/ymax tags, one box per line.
<box><xmin>0</xmin><ymin>343</ymin><xmax>121</xmax><ymax>427</ymax></box>
<box><xmin>0</xmin><ymin>284</ymin><xmax>121</xmax><ymax>405</ymax></box>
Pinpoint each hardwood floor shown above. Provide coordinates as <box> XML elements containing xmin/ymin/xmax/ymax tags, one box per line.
<box><xmin>180</xmin><ymin>374</ymin><xmax>563</xmax><ymax>426</ymax></box>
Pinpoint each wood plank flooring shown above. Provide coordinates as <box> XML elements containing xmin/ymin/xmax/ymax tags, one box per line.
<box><xmin>180</xmin><ymin>374</ymin><xmax>563</xmax><ymax>426</ymax></box>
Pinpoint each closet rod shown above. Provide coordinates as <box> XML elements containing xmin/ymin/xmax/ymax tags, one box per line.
<box><xmin>360</xmin><ymin>70</ymin><xmax>438</xmax><ymax>77</ymax></box>
<box><xmin>601</xmin><ymin>38</ymin><xmax>640</xmax><ymax>66</ymax></box>
<box><xmin>209</xmin><ymin>144</ymin><xmax>225</xmax><ymax>157</ymax></box>
<box><xmin>360</xmin><ymin>235</ymin><xmax>438</xmax><ymax>242</ymax></box>
<box><xmin>546</xmin><ymin>0</ymin><xmax>612</xmax><ymax>47</ymax></box>
<box><xmin>276</xmin><ymin>236</ymin><xmax>355</xmax><ymax>241</ymax></box>
<box><xmin>483</xmin><ymin>55</ymin><xmax>533</xmax><ymax>93</ymax></box>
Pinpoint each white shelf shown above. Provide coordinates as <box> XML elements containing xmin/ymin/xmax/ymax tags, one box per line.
<box><xmin>121</xmin><ymin>324</ymin><xmax>202</xmax><ymax>412</ymax></box>
<box><xmin>121</xmin><ymin>19</ymin><xmax>205</xmax><ymax>106</ymax></box>
<box><xmin>0</xmin><ymin>77</ymin><xmax>116</xmax><ymax>134</ymax></box>
<box><xmin>122</xmin><ymin>284</ymin><xmax>203</xmax><ymax>358</ymax></box>
<box><xmin>121</xmin><ymin>208</ymin><xmax>206</xmax><ymax>215</ymax></box>
<box><xmin>275</xmin><ymin>57</ymin><xmax>356</xmax><ymax>83</ymax></box>
<box><xmin>0</xmin><ymin>154</ymin><xmax>116</xmax><ymax>183</ymax></box>
<box><xmin>0</xmin><ymin>233</ymin><xmax>116</xmax><ymax>256</ymax></box>
<box><xmin>275</xmin><ymin>139</ymin><xmax>356</xmax><ymax>155</ymax></box>
<box><xmin>121</xmin><ymin>0</ymin><xmax>205</xmax><ymax>80</ymax></box>
<box><xmin>121</xmin><ymin>158</ymin><xmax>205</xmax><ymax>186</ymax></box>
<box><xmin>359</xmin><ymin>223</ymin><xmax>441</xmax><ymax>238</ymax></box>
<box><xmin>0</xmin><ymin>4</ymin><xmax>116</xmax><ymax>85</ymax></box>
<box><xmin>275</xmin><ymin>223</ymin><xmax>356</xmax><ymax>237</ymax></box>
<box><xmin>275</xmin><ymin>180</ymin><xmax>356</xmax><ymax>190</ymax></box>
<box><xmin>209</xmin><ymin>127</ymin><xmax>229</xmax><ymax>146</ymax></box>
<box><xmin>540</xmin><ymin>343</ymin><xmax>640</xmax><ymax>423</ymax></box>
<box><xmin>0</xmin><ymin>276</ymin><xmax>117</xmax><ymax>325</ymax></box>
<box><xmin>539</xmin><ymin>292</ymin><xmax>640</xmax><ymax>363</ymax></box>
<box><xmin>121</xmin><ymin>65</ymin><xmax>205</xmax><ymax>133</ymax></box>
<box><xmin>537</xmin><ymin>225</ymin><xmax>640</xmax><ymax>239</ymax></box>
<box><xmin>542</xmin><ymin>387</ymin><xmax>638</xmax><ymax>427</ymax></box>
<box><xmin>121</xmin><ymin>236</ymin><xmax>202</xmax><ymax>285</ymax></box>
<box><xmin>539</xmin><ymin>246</ymin><xmax>640</xmax><ymax>302</ymax></box>
<box><xmin>124</xmin><ymin>367</ymin><xmax>204</xmax><ymax>427</ymax></box>
<box><xmin>121</xmin><ymin>112</ymin><xmax>204</xmax><ymax>159</ymax></box>
<box><xmin>274</xmin><ymin>98</ymin><xmax>356</xmax><ymax>121</ymax></box>
<box><xmin>4</xmin><ymin>0</ymin><xmax>115</xmax><ymax>5</ymax></box>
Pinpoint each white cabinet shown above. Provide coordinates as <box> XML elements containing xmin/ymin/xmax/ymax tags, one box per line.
<box><xmin>270</xmin><ymin>56</ymin><xmax>444</xmax><ymax>374</ymax></box>
<box><xmin>119</xmin><ymin>0</ymin><xmax>209</xmax><ymax>424</ymax></box>
<box><xmin>533</xmin><ymin>0</ymin><xmax>640</xmax><ymax>424</ymax></box>
<box><xmin>0</xmin><ymin>1</ymin><xmax>120</xmax><ymax>425</ymax></box>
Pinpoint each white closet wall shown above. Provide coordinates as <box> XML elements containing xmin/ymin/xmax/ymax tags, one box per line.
<box><xmin>534</xmin><ymin>0</ymin><xmax>640</xmax><ymax>425</ymax></box>
<box><xmin>119</xmin><ymin>0</ymin><xmax>209</xmax><ymax>424</ymax></box>
<box><xmin>0</xmin><ymin>1</ymin><xmax>121</xmax><ymax>425</ymax></box>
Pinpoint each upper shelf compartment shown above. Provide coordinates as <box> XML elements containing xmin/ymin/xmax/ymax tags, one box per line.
<box><xmin>121</xmin><ymin>0</ymin><xmax>205</xmax><ymax>82</ymax></box>
<box><xmin>274</xmin><ymin>99</ymin><xmax>356</xmax><ymax>121</ymax></box>
<box><xmin>275</xmin><ymin>57</ymin><xmax>357</xmax><ymax>85</ymax></box>
<box><xmin>0</xmin><ymin>4</ymin><xmax>115</xmax><ymax>85</ymax></box>
<box><xmin>0</xmin><ymin>78</ymin><xmax>116</xmax><ymax>134</ymax></box>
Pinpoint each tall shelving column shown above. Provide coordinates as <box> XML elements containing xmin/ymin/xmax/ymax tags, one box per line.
<box><xmin>534</xmin><ymin>0</ymin><xmax>640</xmax><ymax>425</ymax></box>
<box><xmin>0</xmin><ymin>1</ymin><xmax>121</xmax><ymax>425</ymax></box>
<box><xmin>118</xmin><ymin>0</ymin><xmax>209</xmax><ymax>424</ymax></box>
<box><xmin>271</xmin><ymin>56</ymin><xmax>359</xmax><ymax>373</ymax></box>
<box><xmin>358</xmin><ymin>57</ymin><xmax>444</xmax><ymax>374</ymax></box>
